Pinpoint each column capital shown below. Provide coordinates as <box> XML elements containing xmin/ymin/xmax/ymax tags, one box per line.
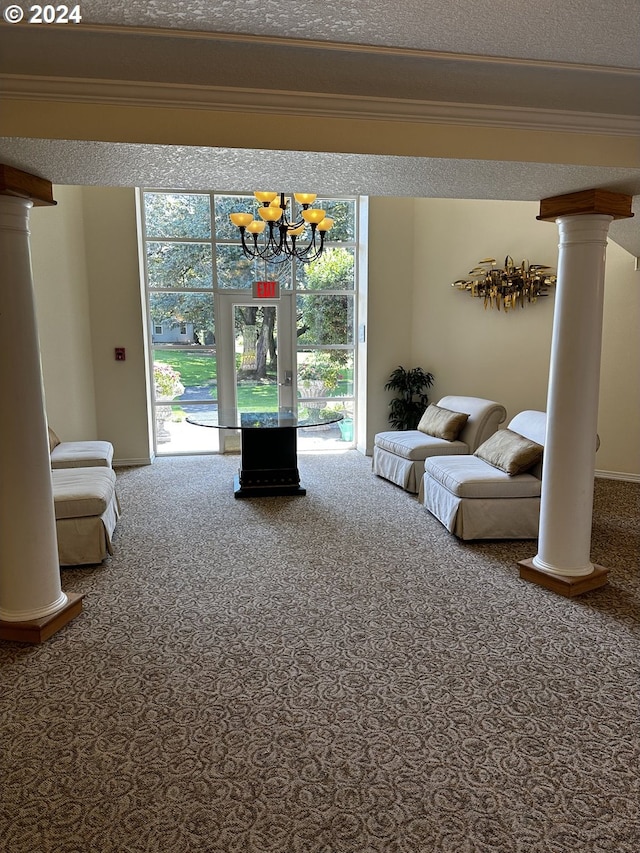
<box><xmin>0</xmin><ymin>163</ymin><xmax>56</xmax><ymax>207</ymax></box>
<box><xmin>537</xmin><ymin>188</ymin><xmax>632</xmax><ymax>222</ymax></box>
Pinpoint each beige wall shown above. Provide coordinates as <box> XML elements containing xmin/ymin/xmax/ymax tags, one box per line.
<box><xmin>31</xmin><ymin>186</ymin><xmax>151</xmax><ymax>464</ymax></box>
<box><xmin>365</xmin><ymin>198</ymin><xmax>416</xmax><ymax>444</ymax></box>
<box><xmin>81</xmin><ymin>187</ymin><xmax>151</xmax><ymax>464</ymax></box>
<box><xmin>599</xmin><ymin>239</ymin><xmax>640</xmax><ymax>477</ymax></box>
<box><xmin>410</xmin><ymin>198</ymin><xmax>556</xmax><ymax>414</ymax></box>
<box><xmin>30</xmin><ymin>185</ymin><xmax>97</xmax><ymax>439</ymax></box>
<box><xmin>29</xmin><ymin>188</ymin><xmax>640</xmax><ymax>478</ymax></box>
<box><xmin>407</xmin><ymin>198</ymin><xmax>640</xmax><ymax>478</ymax></box>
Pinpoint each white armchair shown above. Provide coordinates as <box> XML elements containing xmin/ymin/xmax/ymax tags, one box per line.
<box><xmin>372</xmin><ymin>395</ymin><xmax>507</xmax><ymax>494</ymax></box>
<box><xmin>421</xmin><ymin>410</ymin><xmax>547</xmax><ymax>540</ymax></box>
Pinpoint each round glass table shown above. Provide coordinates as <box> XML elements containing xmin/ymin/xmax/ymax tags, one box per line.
<box><xmin>186</xmin><ymin>408</ymin><xmax>344</xmax><ymax>498</ymax></box>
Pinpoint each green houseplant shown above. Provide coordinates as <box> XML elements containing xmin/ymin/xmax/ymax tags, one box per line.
<box><xmin>385</xmin><ymin>365</ymin><xmax>434</xmax><ymax>430</ymax></box>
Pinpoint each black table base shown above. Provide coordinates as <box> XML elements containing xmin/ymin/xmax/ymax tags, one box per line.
<box><xmin>234</xmin><ymin>426</ymin><xmax>306</xmax><ymax>498</ymax></box>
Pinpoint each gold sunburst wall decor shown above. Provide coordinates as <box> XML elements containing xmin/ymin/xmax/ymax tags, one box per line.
<box><xmin>452</xmin><ymin>256</ymin><xmax>557</xmax><ymax>312</ymax></box>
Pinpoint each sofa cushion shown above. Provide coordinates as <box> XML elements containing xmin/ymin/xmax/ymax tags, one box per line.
<box><xmin>425</xmin><ymin>455</ymin><xmax>542</xmax><ymax>499</ymax></box>
<box><xmin>417</xmin><ymin>404</ymin><xmax>469</xmax><ymax>441</ymax></box>
<box><xmin>52</xmin><ymin>468</ymin><xmax>117</xmax><ymax>519</ymax></box>
<box><xmin>50</xmin><ymin>440</ymin><xmax>114</xmax><ymax>469</ymax></box>
<box><xmin>474</xmin><ymin>429</ymin><xmax>543</xmax><ymax>475</ymax></box>
<box><xmin>375</xmin><ymin>429</ymin><xmax>468</xmax><ymax>461</ymax></box>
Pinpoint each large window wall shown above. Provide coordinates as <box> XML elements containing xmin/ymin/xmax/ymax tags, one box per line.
<box><xmin>139</xmin><ymin>190</ymin><xmax>360</xmax><ymax>454</ymax></box>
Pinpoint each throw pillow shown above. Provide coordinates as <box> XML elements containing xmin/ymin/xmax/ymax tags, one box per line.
<box><xmin>417</xmin><ymin>404</ymin><xmax>469</xmax><ymax>441</ymax></box>
<box><xmin>474</xmin><ymin>428</ymin><xmax>543</xmax><ymax>476</ymax></box>
<box><xmin>48</xmin><ymin>427</ymin><xmax>61</xmax><ymax>452</ymax></box>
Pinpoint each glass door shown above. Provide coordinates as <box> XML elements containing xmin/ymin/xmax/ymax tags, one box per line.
<box><xmin>216</xmin><ymin>292</ymin><xmax>295</xmax><ymax>420</ymax></box>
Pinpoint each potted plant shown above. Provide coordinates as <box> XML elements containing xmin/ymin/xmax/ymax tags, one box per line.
<box><xmin>154</xmin><ymin>362</ymin><xmax>185</xmax><ymax>401</ymax></box>
<box><xmin>298</xmin><ymin>352</ymin><xmax>343</xmax><ymax>417</ymax></box>
<box><xmin>154</xmin><ymin>362</ymin><xmax>185</xmax><ymax>443</ymax></box>
<box><xmin>384</xmin><ymin>365</ymin><xmax>434</xmax><ymax>430</ymax></box>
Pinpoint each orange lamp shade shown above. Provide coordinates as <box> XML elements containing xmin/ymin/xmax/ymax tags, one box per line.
<box><xmin>254</xmin><ymin>191</ymin><xmax>278</xmax><ymax>204</ymax></box>
<box><xmin>301</xmin><ymin>208</ymin><xmax>326</xmax><ymax>225</ymax></box>
<box><xmin>230</xmin><ymin>212</ymin><xmax>254</xmax><ymax>228</ymax></box>
<box><xmin>294</xmin><ymin>193</ymin><xmax>317</xmax><ymax>205</ymax></box>
<box><xmin>258</xmin><ymin>206</ymin><xmax>283</xmax><ymax>222</ymax></box>
<box><xmin>247</xmin><ymin>220</ymin><xmax>266</xmax><ymax>234</ymax></box>
<box><xmin>317</xmin><ymin>217</ymin><xmax>334</xmax><ymax>231</ymax></box>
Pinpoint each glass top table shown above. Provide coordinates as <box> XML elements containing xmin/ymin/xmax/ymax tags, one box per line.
<box><xmin>186</xmin><ymin>409</ymin><xmax>344</xmax><ymax>498</ymax></box>
<box><xmin>187</xmin><ymin>408</ymin><xmax>344</xmax><ymax>431</ymax></box>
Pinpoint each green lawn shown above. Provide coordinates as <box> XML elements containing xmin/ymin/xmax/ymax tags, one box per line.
<box><xmin>153</xmin><ymin>349</ymin><xmax>216</xmax><ymax>386</ymax></box>
<box><xmin>154</xmin><ymin>347</ymin><xmax>350</xmax><ymax>411</ymax></box>
<box><xmin>154</xmin><ymin>348</ymin><xmax>279</xmax><ymax>409</ymax></box>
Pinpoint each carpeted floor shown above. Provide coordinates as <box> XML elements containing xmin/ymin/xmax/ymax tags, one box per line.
<box><xmin>1</xmin><ymin>451</ymin><xmax>639</xmax><ymax>853</ymax></box>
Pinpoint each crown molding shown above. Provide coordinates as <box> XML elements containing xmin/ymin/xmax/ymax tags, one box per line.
<box><xmin>2</xmin><ymin>75</ymin><xmax>638</xmax><ymax>138</ymax></box>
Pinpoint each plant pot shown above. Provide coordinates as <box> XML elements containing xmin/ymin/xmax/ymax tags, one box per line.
<box><xmin>338</xmin><ymin>418</ymin><xmax>354</xmax><ymax>441</ymax></box>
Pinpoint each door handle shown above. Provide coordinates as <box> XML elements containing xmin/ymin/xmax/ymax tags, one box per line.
<box><xmin>279</xmin><ymin>370</ymin><xmax>293</xmax><ymax>387</ymax></box>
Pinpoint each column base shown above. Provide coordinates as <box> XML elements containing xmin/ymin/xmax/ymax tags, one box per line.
<box><xmin>518</xmin><ymin>559</ymin><xmax>609</xmax><ymax>597</ymax></box>
<box><xmin>0</xmin><ymin>591</ymin><xmax>84</xmax><ymax>643</ymax></box>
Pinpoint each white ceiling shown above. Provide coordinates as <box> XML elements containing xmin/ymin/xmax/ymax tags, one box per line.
<box><xmin>1</xmin><ymin>0</ymin><xmax>639</xmax><ymax>254</ymax></box>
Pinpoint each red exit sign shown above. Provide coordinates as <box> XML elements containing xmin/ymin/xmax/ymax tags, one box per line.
<box><xmin>253</xmin><ymin>280</ymin><xmax>280</xmax><ymax>299</ymax></box>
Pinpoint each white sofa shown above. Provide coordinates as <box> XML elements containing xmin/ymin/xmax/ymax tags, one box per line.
<box><xmin>372</xmin><ymin>395</ymin><xmax>507</xmax><ymax>494</ymax></box>
<box><xmin>48</xmin><ymin>428</ymin><xmax>120</xmax><ymax>564</ymax></box>
<box><xmin>421</xmin><ymin>410</ymin><xmax>547</xmax><ymax>540</ymax></box>
<box><xmin>48</xmin><ymin>427</ymin><xmax>114</xmax><ymax>469</ymax></box>
<box><xmin>53</xmin><ymin>467</ymin><xmax>121</xmax><ymax>566</ymax></box>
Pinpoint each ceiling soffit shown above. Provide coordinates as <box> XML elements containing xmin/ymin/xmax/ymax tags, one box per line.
<box><xmin>1</xmin><ymin>26</ymin><xmax>639</xmax><ymax>139</ymax></box>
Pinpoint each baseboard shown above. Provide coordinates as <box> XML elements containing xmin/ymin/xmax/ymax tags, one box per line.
<box><xmin>110</xmin><ymin>460</ymin><xmax>638</xmax><ymax>480</ymax></box>
<box><xmin>114</xmin><ymin>457</ymin><xmax>153</xmax><ymax>467</ymax></box>
<box><xmin>595</xmin><ymin>469</ymin><xmax>640</xmax><ymax>483</ymax></box>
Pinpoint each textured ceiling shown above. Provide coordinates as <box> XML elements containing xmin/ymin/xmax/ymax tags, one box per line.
<box><xmin>1</xmin><ymin>138</ymin><xmax>639</xmax><ymax>201</ymax></box>
<box><xmin>76</xmin><ymin>0</ymin><xmax>640</xmax><ymax>67</ymax></box>
<box><xmin>1</xmin><ymin>0</ymin><xmax>639</xmax><ymax>255</ymax></box>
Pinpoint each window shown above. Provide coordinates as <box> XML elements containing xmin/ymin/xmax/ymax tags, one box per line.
<box><xmin>139</xmin><ymin>190</ymin><xmax>360</xmax><ymax>454</ymax></box>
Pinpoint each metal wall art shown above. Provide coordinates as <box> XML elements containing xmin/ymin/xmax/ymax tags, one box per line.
<box><xmin>452</xmin><ymin>256</ymin><xmax>557</xmax><ymax>312</ymax></box>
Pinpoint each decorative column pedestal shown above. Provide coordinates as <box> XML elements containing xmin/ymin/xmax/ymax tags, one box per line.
<box><xmin>518</xmin><ymin>190</ymin><xmax>633</xmax><ymax>597</ymax></box>
<box><xmin>0</xmin><ymin>165</ymin><xmax>84</xmax><ymax>643</ymax></box>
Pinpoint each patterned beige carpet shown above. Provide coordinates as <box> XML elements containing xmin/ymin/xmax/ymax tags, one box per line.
<box><xmin>1</xmin><ymin>451</ymin><xmax>639</xmax><ymax>853</ymax></box>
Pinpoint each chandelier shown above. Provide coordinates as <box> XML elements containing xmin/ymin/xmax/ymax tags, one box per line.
<box><xmin>452</xmin><ymin>256</ymin><xmax>557</xmax><ymax>312</ymax></box>
<box><xmin>229</xmin><ymin>192</ymin><xmax>334</xmax><ymax>264</ymax></box>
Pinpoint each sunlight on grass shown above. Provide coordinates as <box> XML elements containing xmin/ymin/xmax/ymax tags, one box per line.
<box><xmin>237</xmin><ymin>382</ymin><xmax>278</xmax><ymax>410</ymax></box>
<box><xmin>154</xmin><ymin>349</ymin><xmax>216</xmax><ymax>386</ymax></box>
<box><xmin>155</xmin><ymin>348</ymin><xmax>281</xmax><ymax>410</ymax></box>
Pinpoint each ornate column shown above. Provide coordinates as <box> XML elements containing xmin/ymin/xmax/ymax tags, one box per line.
<box><xmin>519</xmin><ymin>190</ymin><xmax>633</xmax><ymax>597</ymax></box>
<box><xmin>0</xmin><ymin>165</ymin><xmax>83</xmax><ymax>643</ymax></box>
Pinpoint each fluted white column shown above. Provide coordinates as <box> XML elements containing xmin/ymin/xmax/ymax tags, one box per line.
<box><xmin>0</xmin><ymin>195</ymin><xmax>68</xmax><ymax>622</ymax></box>
<box><xmin>532</xmin><ymin>214</ymin><xmax>612</xmax><ymax>577</ymax></box>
